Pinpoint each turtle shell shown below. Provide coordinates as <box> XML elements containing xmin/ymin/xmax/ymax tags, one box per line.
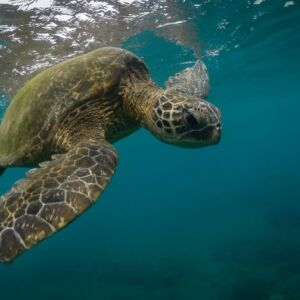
<box><xmin>0</xmin><ymin>47</ymin><xmax>148</xmax><ymax>165</ymax></box>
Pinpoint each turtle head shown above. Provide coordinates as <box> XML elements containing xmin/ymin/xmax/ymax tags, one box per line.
<box><xmin>145</xmin><ymin>89</ymin><xmax>222</xmax><ymax>148</ymax></box>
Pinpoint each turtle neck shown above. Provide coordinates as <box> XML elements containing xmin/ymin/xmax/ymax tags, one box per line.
<box><xmin>119</xmin><ymin>72</ymin><xmax>163</xmax><ymax>127</ymax></box>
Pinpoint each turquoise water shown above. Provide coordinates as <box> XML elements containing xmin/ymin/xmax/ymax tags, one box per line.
<box><xmin>1</xmin><ymin>1</ymin><xmax>300</xmax><ymax>299</ymax></box>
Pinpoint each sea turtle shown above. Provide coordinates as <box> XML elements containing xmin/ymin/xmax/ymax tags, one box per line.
<box><xmin>0</xmin><ymin>47</ymin><xmax>221</xmax><ymax>262</ymax></box>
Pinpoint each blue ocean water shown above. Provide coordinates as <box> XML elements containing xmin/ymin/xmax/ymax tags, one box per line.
<box><xmin>0</xmin><ymin>1</ymin><xmax>300</xmax><ymax>299</ymax></box>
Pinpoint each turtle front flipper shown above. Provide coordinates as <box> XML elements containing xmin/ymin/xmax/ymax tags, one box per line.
<box><xmin>0</xmin><ymin>140</ymin><xmax>118</xmax><ymax>263</ymax></box>
<box><xmin>166</xmin><ymin>60</ymin><xmax>210</xmax><ymax>99</ymax></box>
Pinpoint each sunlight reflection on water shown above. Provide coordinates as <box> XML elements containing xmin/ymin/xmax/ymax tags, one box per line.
<box><xmin>0</xmin><ymin>0</ymin><xmax>201</xmax><ymax>97</ymax></box>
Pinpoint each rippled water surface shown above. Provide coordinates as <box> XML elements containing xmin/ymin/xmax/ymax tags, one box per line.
<box><xmin>1</xmin><ymin>1</ymin><xmax>300</xmax><ymax>299</ymax></box>
<box><xmin>0</xmin><ymin>0</ymin><xmax>201</xmax><ymax>97</ymax></box>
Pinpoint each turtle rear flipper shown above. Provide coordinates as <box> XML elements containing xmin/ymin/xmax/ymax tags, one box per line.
<box><xmin>0</xmin><ymin>139</ymin><xmax>118</xmax><ymax>263</ymax></box>
<box><xmin>166</xmin><ymin>60</ymin><xmax>210</xmax><ymax>99</ymax></box>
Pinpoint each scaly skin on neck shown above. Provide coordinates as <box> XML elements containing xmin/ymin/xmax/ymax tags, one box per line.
<box><xmin>120</xmin><ymin>73</ymin><xmax>163</xmax><ymax>129</ymax></box>
<box><xmin>53</xmin><ymin>75</ymin><xmax>162</xmax><ymax>154</ymax></box>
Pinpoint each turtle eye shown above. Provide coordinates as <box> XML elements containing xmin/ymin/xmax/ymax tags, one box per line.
<box><xmin>183</xmin><ymin>108</ymin><xmax>198</xmax><ymax>129</ymax></box>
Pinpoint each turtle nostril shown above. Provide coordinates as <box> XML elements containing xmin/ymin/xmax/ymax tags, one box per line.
<box><xmin>183</xmin><ymin>108</ymin><xmax>198</xmax><ymax>128</ymax></box>
<box><xmin>215</xmin><ymin>122</ymin><xmax>221</xmax><ymax>131</ymax></box>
